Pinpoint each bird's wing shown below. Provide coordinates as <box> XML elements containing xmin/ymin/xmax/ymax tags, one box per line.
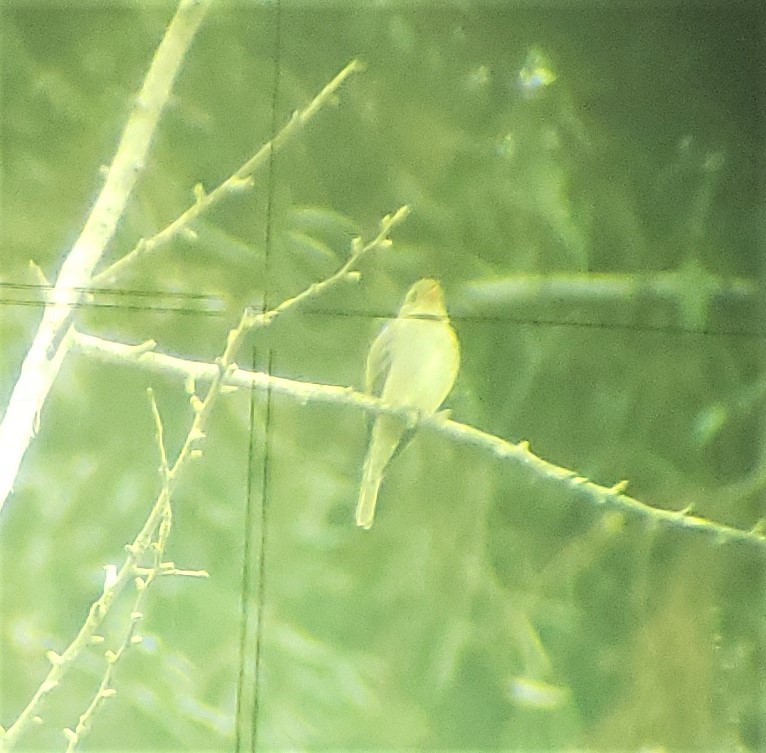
<box><xmin>365</xmin><ymin>321</ymin><xmax>395</xmax><ymax>396</ymax></box>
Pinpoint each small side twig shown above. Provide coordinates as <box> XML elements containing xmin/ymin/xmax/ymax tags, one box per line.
<box><xmin>244</xmin><ymin>205</ymin><xmax>411</xmax><ymax>332</ymax></box>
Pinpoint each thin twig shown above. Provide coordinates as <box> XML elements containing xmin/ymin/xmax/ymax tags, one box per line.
<box><xmin>92</xmin><ymin>58</ymin><xmax>365</xmax><ymax>288</ymax></box>
<box><xmin>61</xmin><ymin>388</ymin><xmax>176</xmax><ymax>753</ymax></box>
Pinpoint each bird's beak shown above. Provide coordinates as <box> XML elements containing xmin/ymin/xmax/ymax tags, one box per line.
<box><xmin>421</xmin><ymin>280</ymin><xmax>445</xmax><ymax>308</ymax></box>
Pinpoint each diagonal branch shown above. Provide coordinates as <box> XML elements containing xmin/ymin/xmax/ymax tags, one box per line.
<box><xmin>0</xmin><ymin>0</ymin><xmax>213</xmax><ymax>517</ymax></box>
<box><xmin>92</xmin><ymin>58</ymin><xmax>365</xmax><ymax>288</ymax></box>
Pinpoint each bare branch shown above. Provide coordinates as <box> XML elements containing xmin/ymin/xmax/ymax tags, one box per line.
<box><xmin>72</xmin><ymin>329</ymin><xmax>766</xmax><ymax>555</ymax></box>
<box><xmin>0</xmin><ymin>0</ymin><xmax>213</xmax><ymax>518</ymax></box>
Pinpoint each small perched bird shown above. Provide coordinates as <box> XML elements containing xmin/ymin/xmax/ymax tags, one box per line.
<box><xmin>356</xmin><ymin>279</ymin><xmax>460</xmax><ymax>529</ymax></box>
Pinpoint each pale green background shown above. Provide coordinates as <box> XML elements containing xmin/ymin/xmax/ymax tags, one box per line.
<box><xmin>0</xmin><ymin>2</ymin><xmax>763</xmax><ymax>751</ymax></box>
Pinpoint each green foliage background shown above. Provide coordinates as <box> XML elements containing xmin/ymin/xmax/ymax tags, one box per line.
<box><xmin>0</xmin><ymin>2</ymin><xmax>763</xmax><ymax>751</ymax></box>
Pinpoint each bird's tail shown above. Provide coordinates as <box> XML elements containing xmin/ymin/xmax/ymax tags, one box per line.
<box><xmin>356</xmin><ymin>464</ymin><xmax>382</xmax><ymax>530</ymax></box>
<box><xmin>356</xmin><ymin>416</ymin><xmax>402</xmax><ymax>529</ymax></box>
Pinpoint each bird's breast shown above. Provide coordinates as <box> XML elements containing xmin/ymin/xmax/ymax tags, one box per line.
<box><xmin>381</xmin><ymin>319</ymin><xmax>459</xmax><ymax>413</ymax></box>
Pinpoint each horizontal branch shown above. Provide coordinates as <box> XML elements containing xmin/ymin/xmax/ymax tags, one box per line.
<box><xmin>459</xmin><ymin>267</ymin><xmax>758</xmax><ymax>334</ymax></box>
<box><xmin>72</xmin><ymin>330</ymin><xmax>766</xmax><ymax>554</ymax></box>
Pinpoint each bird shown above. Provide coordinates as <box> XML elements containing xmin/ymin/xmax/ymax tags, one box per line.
<box><xmin>356</xmin><ymin>278</ymin><xmax>460</xmax><ymax>529</ymax></box>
